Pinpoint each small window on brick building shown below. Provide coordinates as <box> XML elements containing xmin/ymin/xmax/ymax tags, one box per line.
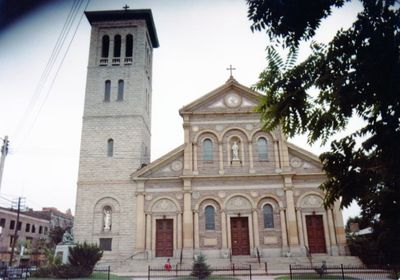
<box><xmin>25</xmin><ymin>223</ymin><xmax>30</xmax><ymax>232</ymax></box>
<box><xmin>9</xmin><ymin>220</ymin><xmax>15</xmax><ymax>230</ymax></box>
<box><xmin>32</xmin><ymin>225</ymin><xmax>36</xmax><ymax>233</ymax></box>
<box><xmin>99</xmin><ymin>238</ymin><xmax>112</xmax><ymax>251</ymax></box>
<box><xmin>17</xmin><ymin>221</ymin><xmax>22</xmax><ymax>231</ymax></box>
<box><xmin>39</xmin><ymin>226</ymin><xmax>43</xmax><ymax>234</ymax></box>
<box><xmin>0</xmin><ymin>218</ymin><xmax>5</xmax><ymax>227</ymax></box>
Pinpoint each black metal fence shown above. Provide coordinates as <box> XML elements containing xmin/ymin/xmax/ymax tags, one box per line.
<box><xmin>0</xmin><ymin>266</ymin><xmax>111</xmax><ymax>280</ymax></box>
<box><xmin>288</xmin><ymin>264</ymin><xmax>399</xmax><ymax>280</ymax></box>
<box><xmin>148</xmin><ymin>264</ymin><xmax>253</xmax><ymax>280</ymax></box>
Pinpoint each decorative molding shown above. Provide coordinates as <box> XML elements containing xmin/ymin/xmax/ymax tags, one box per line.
<box><xmin>152</xmin><ymin>199</ymin><xmax>177</xmax><ymax>212</ymax></box>
<box><xmin>171</xmin><ymin>160</ymin><xmax>183</xmax><ymax>171</ymax></box>
<box><xmin>226</xmin><ymin>196</ymin><xmax>251</xmax><ymax>210</ymax></box>
<box><xmin>290</xmin><ymin>157</ymin><xmax>303</xmax><ymax>168</ymax></box>
<box><xmin>301</xmin><ymin>194</ymin><xmax>323</xmax><ymax>208</ymax></box>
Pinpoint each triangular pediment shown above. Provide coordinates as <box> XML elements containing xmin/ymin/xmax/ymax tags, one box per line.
<box><xmin>287</xmin><ymin>142</ymin><xmax>323</xmax><ymax>173</ymax></box>
<box><xmin>179</xmin><ymin>77</ymin><xmax>262</xmax><ymax>115</ymax></box>
<box><xmin>131</xmin><ymin>145</ymin><xmax>184</xmax><ymax>179</ymax></box>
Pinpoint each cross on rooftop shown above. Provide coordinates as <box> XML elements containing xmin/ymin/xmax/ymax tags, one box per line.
<box><xmin>226</xmin><ymin>64</ymin><xmax>236</xmax><ymax>77</ymax></box>
<box><xmin>123</xmin><ymin>4</ymin><xmax>130</xmax><ymax>11</ymax></box>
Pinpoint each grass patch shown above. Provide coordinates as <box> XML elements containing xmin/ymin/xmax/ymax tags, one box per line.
<box><xmin>274</xmin><ymin>275</ymin><xmax>360</xmax><ymax>280</ymax></box>
<box><xmin>90</xmin><ymin>272</ymin><xmax>131</xmax><ymax>279</ymax></box>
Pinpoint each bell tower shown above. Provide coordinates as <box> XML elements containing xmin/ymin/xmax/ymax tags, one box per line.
<box><xmin>74</xmin><ymin>8</ymin><xmax>159</xmax><ymax>256</ymax></box>
<box><xmin>78</xmin><ymin>9</ymin><xmax>159</xmax><ymax>181</ymax></box>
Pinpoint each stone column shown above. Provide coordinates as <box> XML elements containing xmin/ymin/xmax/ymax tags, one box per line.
<box><xmin>221</xmin><ymin>210</ymin><xmax>228</xmax><ymax>249</ymax></box>
<box><xmin>219</xmin><ymin>143</ymin><xmax>224</xmax><ymax>174</ymax></box>
<box><xmin>280</xmin><ymin>207</ymin><xmax>289</xmax><ymax>253</ymax></box>
<box><xmin>327</xmin><ymin>208</ymin><xmax>338</xmax><ymax>255</ymax></box>
<box><xmin>183</xmin><ymin>179</ymin><xmax>193</xmax><ymax>255</ymax></box>
<box><xmin>248</xmin><ymin>141</ymin><xmax>255</xmax><ymax>173</ymax></box>
<box><xmin>193</xmin><ymin>210</ymin><xmax>200</xmax><ymax>249</ymax></box>
<box><xmin>193</xmin><ymin>143</ymin><xmax>198</xmax><ymax>174</ymax></box>
<box><xmin>145</xmin><ymin>212</ymin><xmax>152</xmax><ymax>251</ymax></box>
<box><xmin>296</xmin><ymin>208</ymin><xmax>305</xmax><ymax>249</ymax></box>
<box><xmin>177</xmin><ymin>211</ymin><xmax>183</xmax><ymax>249</ymax></box>
<box><xmin>274</xmin><ymin>140</ymin><xmax>280</xmax><ymax>170</ymax></box>
<box><xmin>252</xmin><ymin>208</ymin><xmax>260</xmax><ymax>248</ymax></box>
<box><xmin>135</xmin><ymin>191</ymin><xmax>145</xmax><ymax>250</ymax></box>
<box><xmin>284</xmin><ymin>177</ymin><xmax>299</xmax><ymax>253</ymax></box>
<box><xmin>183</xmin><ymin>119</ymin><xmax>192</xmax><ymax>175</ymax></box>
<box><xmin>333</xmin><ymin>201</ymin><xmax>347</xmax><ymax>255</ymax></box>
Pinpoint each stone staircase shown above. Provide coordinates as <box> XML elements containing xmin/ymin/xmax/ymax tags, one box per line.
<box><xmin>100</xmin><ymin>255</ymin><xmax>363</xmax><ymax>276</ymax></box>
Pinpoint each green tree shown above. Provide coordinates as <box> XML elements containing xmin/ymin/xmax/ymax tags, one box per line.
<box><xmin>191</xmin><ymin>254</ymin><xmax>212</xmax><ymax>279</ymax></box>
<box><xmin>247</xmin><ymin>0</ymin><xmax>400</xmax><ymax>264</ymax></box>
<box><xmin>68</xmin><ymin>242</ymin><xmax>103</xmax><ymax>276</ymax></box>
<box><xmin>49</xmin><ymin>226</ymin><xmax>66</xmax><ymax>247</ymax></box>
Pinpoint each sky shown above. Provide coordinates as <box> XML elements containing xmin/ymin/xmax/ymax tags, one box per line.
<box><xmin>0</xmin><ymin>0</ymin><xmax>362</xmax><ymax>221</ymax></box>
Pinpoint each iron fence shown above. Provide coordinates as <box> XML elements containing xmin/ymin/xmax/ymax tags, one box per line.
<box><xmin>0</xmin><ymin>266</ymin><xmax>111</xmax><ymax>280</ymax></box>
<box><xmin>148</xmin><ymin>264</ymin><xmax>253</xmax><ymax>280</ymax></box>
<box><xmin>288</xmin><ymin>264</ymin><xmax>399</xmax><ymax>280</ymax></box>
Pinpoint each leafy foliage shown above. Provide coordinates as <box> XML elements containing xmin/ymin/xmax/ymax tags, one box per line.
<box><xmin>191</xmin><ymin>254</ymin><xmax>212</xmax><ymax>279</ymax></box>
<box><xmin>68</xmin><ymin>242</ymin><xmax>103</xmax><ymax>275</ymax></box>
<box><xmin>248</xmin><ymin>0</ymin><xmax>400</xmax><ymax>264</ymax></box>
<box><xmin>49</xmin><ymin>226</ymin><xmax>66</xmax><ymax>247</ymax></box>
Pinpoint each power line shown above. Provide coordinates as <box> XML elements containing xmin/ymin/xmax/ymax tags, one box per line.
<box><xmin>14</xmin><ymin>0</ymin><xmax>91</xmax><ymax>149</ymax></box>
<box><xmin>13</xmin><ymin>0</ymin><xmax>82</xmax><ymax>143</ymax></box>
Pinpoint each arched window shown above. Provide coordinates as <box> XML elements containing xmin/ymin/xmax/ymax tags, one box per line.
<box><xmin>117</xmin><ymin>80</ymin><xmax>124</xmax><ymax>101</ymax></box>
<box><xmin>107</xmin><ymin>139</ymin><xmax>114</xmax><ymax>157</ymax></box>
<box><xmin>263</xmin><ymin>204</ymin><xmax>274</xmax><ymax>228</ymax></box>
<box><xmin>257</xmin><ymin>137</ymin><xmax>268</xmax><ymax>161</ymax></box>
<box><xmin>101</xmin><ymin>35</ymin><xmax>109</xmax><ymax>58</ymax></box>
<box><xmin>125</xmin><ymin>34</ymin><xmax>133</xmax><ymax>57</ymax></box>
<box><xmin>205</xmin><ymin>205</ymin><xmax>215</xmax><ymax>230</ymax></box>
<box><xmin>114</xmin><ymin>35</ymin><xmax>121</xmax><ymax>57</ymax></box>
<box><xmin>104</xmin><ymin>80</ymin><xmax>111</xmax><ymax>102</ymax></box>
<box><xmin>203</xmin><ymin>139</ymin><xmax>213</xmax><ymax>161</ymax></box>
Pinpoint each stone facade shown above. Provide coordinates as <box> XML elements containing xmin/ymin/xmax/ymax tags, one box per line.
<box><xmin>74</xmin><ymin>8</ymin><xmax>347</xmax><ymax>263</ymax></box>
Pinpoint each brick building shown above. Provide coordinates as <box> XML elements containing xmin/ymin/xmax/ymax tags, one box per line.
<box><xmin>0</xmin><ymin>207</ymin><xmax>49</xmax><ymax>264</ymax></box>
<box><xmin>74</xmin><ymin>8</ymin><xmax>352</xmax><ymax>270</ymax></box>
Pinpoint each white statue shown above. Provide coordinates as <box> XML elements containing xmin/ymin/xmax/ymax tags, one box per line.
<box><xmin>232</xmin><ymin>141</ymin><xmax>240</xmax><ymax>161</ymax></box>
<box><xmin>103</xmin><ymin>208</ymin><xmax>112</xmax><ymax>231</ymax></box>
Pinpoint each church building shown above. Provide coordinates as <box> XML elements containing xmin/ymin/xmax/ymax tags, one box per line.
<box><xmin>74</xmin><ymin>8</ymin><xmax>348</xmax><ymax>264</ymax></box>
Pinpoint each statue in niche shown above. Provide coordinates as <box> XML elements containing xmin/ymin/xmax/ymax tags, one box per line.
<box><xmin>232</xmin><ymin>141</ymin><xmax>240</xmax><ymax>161</ymax></box>
<box><xmin>103</xmin><ymin>207</ymin><xmax>112</xmax><ymax>231</ymax></box>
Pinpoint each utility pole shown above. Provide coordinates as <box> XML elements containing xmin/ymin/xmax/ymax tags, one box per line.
<box><xmin>9</xmin><ymin>197</ymin><xmax>23</xmax><ymax>266</ymax></box>
<box><xmin>0</xmin><ymin>135</ymin><xmax>9</xmax><ymax>192</ymax></box>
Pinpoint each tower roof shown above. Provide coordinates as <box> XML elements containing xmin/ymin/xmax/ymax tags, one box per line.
<box><xmin>85</xmin><ymin>9</ymin><xmax>159</xmax><ymax>48</ymax></box>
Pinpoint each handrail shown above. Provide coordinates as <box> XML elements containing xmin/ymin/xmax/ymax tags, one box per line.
<box><xmin>304</xmin><ymin>246</ymin><xmax>313</xmax><ymax>266</ymax></box>
<box><xmin>256</xmin><ymin>248</ymin><xmax>261</xmax><ymax>265</ymax></box>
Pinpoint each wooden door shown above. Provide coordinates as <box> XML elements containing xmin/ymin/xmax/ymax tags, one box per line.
<box><xmin>230</xmin><ymin>217</ymin><xmax>250</xmax><ymax>255</ymax></box>
<box><xmin>156</xmin><ymin>219</ymin><xmax>173</xmax><ymax>257</ymax></box>
<box><xmin>306</xmin><ymin>215</ymin><xmax>327</xmax><ymax>253</ymax></box>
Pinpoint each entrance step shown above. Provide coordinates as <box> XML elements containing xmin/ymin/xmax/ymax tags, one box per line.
<box><xmin>105</xmin><ymin>255</ymin><xmax>362</xmax><ymax>274</ymax></box>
